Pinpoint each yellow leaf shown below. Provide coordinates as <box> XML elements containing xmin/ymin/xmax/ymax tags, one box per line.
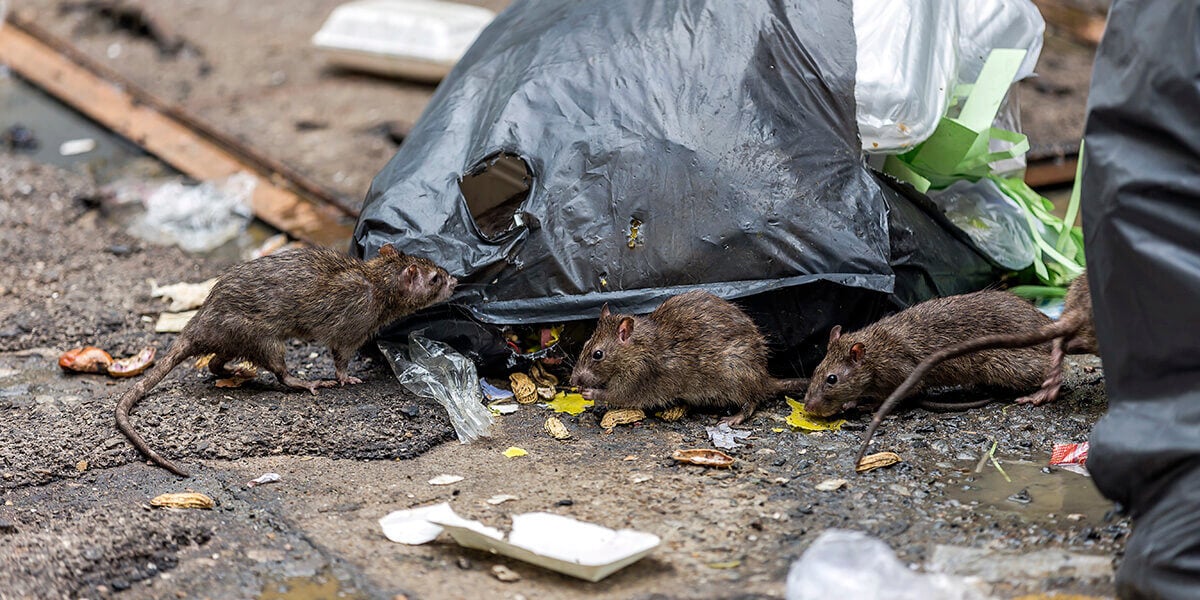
<box><xmin>502</xmin><ymin>447</ymin><xmax>528</xmax><ymax>458</ymax></box>
<box><xmin>707</xmin><ymin>560</ymin><xmax>741</xmax><ymax>569</ymax></box>
<box><xmin>546</xmin><ymin>391</ymin><xmax>593</xmax><ymax>416</ymax></box>
<box><xmin>784</xmin><ymin>397</ymin><xmax>845</xmax><ymax>431</ymax></box>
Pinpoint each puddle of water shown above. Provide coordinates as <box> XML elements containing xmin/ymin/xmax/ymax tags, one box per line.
<box><xmin>258</xmin><ymin>573</ymin><xmax>367</xmax><ymax>600</ymax></box>
<box><xmin>1</xmin><ymin>72</ymin><xmax>281</xmax><ymax>259</ymax></box>
<box><xmin>944</xmin><ymin>456</ymin><xmax>1113</xmax><ymax>525</ymax></box>
<box><xmin>0</xmin><ymin>73</ymin><xmax>157</xmax><ymax>184</ymax></box>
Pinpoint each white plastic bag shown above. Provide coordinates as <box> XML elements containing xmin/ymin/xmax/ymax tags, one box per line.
<box><xmin>854</xmin><ymin>0</ymin><xmax>1045</xmax><ymax>154</ymax></box>
<box><xmin>378</xmin><ymin>334</ymin><xmax>493</xmax><ymax>443</ymax></box>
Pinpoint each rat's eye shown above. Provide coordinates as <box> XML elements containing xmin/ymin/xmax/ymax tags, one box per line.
<box><xmin>826</xmin><ymin>374</ymin><xmax>838</xmax><ymax>385</ymax></box>
<box><xmin>432</xmin><ymin>273</ymin><xmax>442</xmax><ymax>284</ymax></box>
<box><xmin>592</xmin><ymin>350</ymin><xmax>605</xmax><ymax>361</ymax></box>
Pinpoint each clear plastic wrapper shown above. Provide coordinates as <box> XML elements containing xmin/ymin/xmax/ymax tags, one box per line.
<box><xmin>786</xmin><ymin>530</ymin><xmax>985</xmax><ymax>600</ymax></box>
<box><xmin>123</xmin><ymin>172</ymin><xmax>255</xmax><ymax>253</ymax></box>
<box><xmin>929</xmin><ymin>178</ymin><xmax>1036</xmax><ymax>271</ymax></box>
<box><xmin>379</xmin><ymin>334</ymin><xmax>492</xmax><ymax>443</ymax></box>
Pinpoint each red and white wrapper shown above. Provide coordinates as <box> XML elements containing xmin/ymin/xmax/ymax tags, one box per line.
<box><xmin>1050</xmin><ymin>442</ymin><xmax>1089</xmax><ymax>466</ymax></box>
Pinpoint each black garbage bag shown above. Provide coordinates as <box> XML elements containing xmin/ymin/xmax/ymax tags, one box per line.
<box><xmin>1081</xmin><ymin>0</ymin><xmax>1200</xmax><ymax>596</ymax></box>
<box><xmin>353</xmin><ymin>0</ymin><xmax>998</xmax><ymax>373</ymax></box>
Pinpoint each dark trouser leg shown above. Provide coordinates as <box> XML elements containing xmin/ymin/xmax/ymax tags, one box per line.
<box><xmin>1082</xmin><ymin>1</ymin><xmax>1200</xmax><ymax>597</ymax></box>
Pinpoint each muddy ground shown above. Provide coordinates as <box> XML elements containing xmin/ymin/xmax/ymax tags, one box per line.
<box><xmin>1</xmin><ymin>156</ymin><xmax>1125</xmax><ymax>599</ymax></box>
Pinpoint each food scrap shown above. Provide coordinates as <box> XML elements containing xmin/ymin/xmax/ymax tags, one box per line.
<box><xmin>503</xmin><ymin>447</ymin><xmax>528</xmax><ymax>458</ymax></box>
<box><xmin>58</xmin><ymin>347</ymin><xmax>113</xmax><ymax>373</ymax></box>
<box><xmin>784</xmin><ymin>397</ymin><xmax>846</xmax><ymax>431</ymax></box>
<box><xmin>671</xmin><ymin>448</ymin><xmax>735</xmax><ymax>468</ymax></box>
<box><xmin>149</xmin><ymin>492</ymin><xmax>215</xmax><ymax>509</ymax></box>
<box><xmin>855</xmin><ymin>451</ymin><xmax>903</xmax><ymax>473</ymax></box>
<box><xmin>509</xmin><ymin>372</ymin><xmax>538</xmax><ymax>404</ymax></box>
<box><xmin>600</xmin><ymin>408</ymin><xmax>646</xmax><ymax>430</ymax></box>
<box><xmin>543</xmin><ymin>416</ymin><xmax>571</xmax><ymax>440</ymax></box>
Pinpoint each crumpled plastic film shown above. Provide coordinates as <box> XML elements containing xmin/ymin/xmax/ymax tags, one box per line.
<box><xmin>379</xmin><ymin>334</ymin><xmax>493</xmax><ymax>443</ymax></box>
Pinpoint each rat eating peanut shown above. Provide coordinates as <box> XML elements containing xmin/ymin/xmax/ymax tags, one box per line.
<box><xmin>115</xmin><ymin>244</ymin><xmax>456</xmax><ymax>476</ymax></box>
<box><xmin>569</xmin><ymin>290</ymin><xmax>807</xmax><ymax>425</ymax></box>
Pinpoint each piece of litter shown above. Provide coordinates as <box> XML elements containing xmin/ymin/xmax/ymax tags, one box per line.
<box><xmin>509</xmin><ymin>372</ymin><xmax>538</xmax><ymax>404</ymax></box>
<box><xmin>488</xmin><ymin>402</ymin><xmax>518</xmax><ymax>415</ymax></box>
<box><xmin>481</xmin><ymin>379</ymin><xmax>515</xmax><ymax>402</ymax></box>
<box><xmin>631</xmin><ymin>475</ymin><xmax>653</xmax><ymax>484</ymax></box>
<box><xmin>149</xmin><ymin>278</ymin><xmax>217</xmax><ymax>312</ymax></box>
<box><xmin>1050</xmin><ymin>441</ymin><xmax>1090</xmax><ymax>477</ymax></box>
<box><xmin>155</xmin><ymin>310</ymin><xmax>197</xmax><ymax>333</ymax></box>
<box><xmin>107</xmin><ymin>347</ymin><xmax>156</xmax><ymax>378</ymax></box>
<box><xmin>503</xmin><ymin>447</ymin><xmax>528</xmax><ymax>458</ymax></box>
<box><xmin>491</xmin><ymin>564</ymin><xmax>521</xmax><ymax>582</ymax></box>
<box><xmin>379</xmin><ymin>502</ymin><xmax>462</xmax><ymax>544</ymax></box>
<box><xmin>708</xmin><ymin>560</ymin><xmax>741</xmax><ymax>569</ymax></box>
<box><xmin>247</xmin><ymin>473</ymin><xmax>281</xmax><ymax>488</ymax></box>
<box><xmin>75</xmin><ymin>460</ymin><xmax>88</xmax><ymax>472</ymax></box>
<box><xmin>58</xmin><ymin>347</ymin><xmax>114</xmax><ymax>373</ymax></box>
<box><xmin>784</xmin><ymin>397</ymin><xmax>845</xmax><ymax>431</ymax></box>
<box><xmin>815</xmin><ymin>478</ymin><xmax>848</xmax><ymax>492</ymax></box>
<box><xmin>429</xmin><ymin>474</ymin><xmax>464</xmax><ymax>486</ymax></box>
<box><xmin>59</xmin><ymin>138</ymin><xmax>96</xmax><ymax>156</ymax></box>
<box><xmin>855</xmin><ymin>451</ymin><xmax>903</xmax><ymax>473</ymax></box>
<box><xmin>706</xmin><ymin>422</ymin><xmax>752</xmax><ymax>449</ymax></box>
<box><xmin>546</xmin><ymin>391</ymin><xmax>593</xmax><ymax>415</ymax></box>
<box><xmin>150</xmin><ymin>492</ymin><xmax>214</xmax><ymax>510</ymax></box>
<box><xmin>601</xmin><ymin>408</ymin><xmax>645</xmax><ymax>430</ymax></box>
<box><xmin>543</xmin><ymin>416</ymin><xmax>571</xmax><ymax>440</ymax></box>
<box><xmin>656</xmin><ymin>405</ymin><xmax>687</xmax><ymax>421</ymax></box>
<box><xmin>429</xmin><ymin>510</ymin><xmax>660</xmax><ymax>582</ymax></box>
<box><xmin>486</xmin><ymin>495</ymin><xmax>519</xmax><ymax>505</ymax></box>
<box><xmin>671</xmin><ymin>449</ymin><xmax>735</xmax><ymax>468</ymax></box>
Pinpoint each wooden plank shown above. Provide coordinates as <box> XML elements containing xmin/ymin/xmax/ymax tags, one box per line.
<box><xmin>1025</xmin><ymin>155</ymin><xmax>1079</xmax><ymax>188</ymax></box>
<box><xmin>0</xmin><ymin>22</ymin><xmax>354</xmax><ymax>248</ymax></box>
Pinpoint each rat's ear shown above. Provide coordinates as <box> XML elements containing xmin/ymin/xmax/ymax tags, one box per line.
<box><xmin>617</xmin><ymin>317</ymin><xmax>635</xmax><ymax>343</ymax></box>
<box><xmin>379</xmin><ymin>243</ymin><xmax>400</xmax><ymax>258</ymax></box>
<box><xmin>599</xmin><ymin>303</ymin><xmax>611</xmax><ymax>319</ymax></box>
<box><xmin>850</xmin><ymin>342</ymin><xmax>865</xmax><ymax>363</ymax></box>
<box><xmin>401</xmin><ymin>264</ymin><xmax>420</xmax><ymax>287</ymax></box>
<box><xmin>827</xmin><ymin>325</ymin><xmax>842</xmax><ymax>346</ymax></box>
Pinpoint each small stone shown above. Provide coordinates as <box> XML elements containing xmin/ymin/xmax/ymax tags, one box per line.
<box><xmin>106</xmin><ymin>244</ymin><xmax>132</xmax><ymax>256</ymax></box>
<box><xmin>456</xmin><ymin>557</ymin><xmax>472</xmax><ymax>570</ymax></box>
<box><xmin>491</xmin><ymin>565</ymin><xmax>520</xmax><ymax>582</ymax></box>
<box><xmin>399</xmin><ymin>402</ymin><xmax>420</xmax><ymax>418</ymax></box>
<box><xmin>111</xmin><ymin>579</ymin><xmax>131</xmax><ymax>591</ymax></box>
<box><xmin>554</xmin><ymin>499</ymin><xmax>574</xmax><ymax>507</ymax></box>
<box><xmin>0</xmin><ymin>520</ymin><xmax>18</xmax><ymax>534</ymax></box>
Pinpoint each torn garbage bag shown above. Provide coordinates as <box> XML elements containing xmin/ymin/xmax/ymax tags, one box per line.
<box><xmin>354</xmin><ymin>0</ymin><xmax>1000</xmax><ymax>372</ymax></box>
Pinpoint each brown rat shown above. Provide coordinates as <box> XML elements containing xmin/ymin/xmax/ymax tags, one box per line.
<box><xmin>854</xmin><ymin>273</ymin><xmax>1096</xmax><ymax>468</ymax></box>
<box><xmin>569</xmin><ymin>290</ymin><xmax>807</xmax><ymax>424</ymax></box>
<box><xmin>115</xmin><ymin>244</ymin><xmax>456</xmax><ymax>476</ymax></box>
<box><xmin>803</xmin><ymin>290</ymin><xmax>1054</xmax><ymax>420</ymax></box>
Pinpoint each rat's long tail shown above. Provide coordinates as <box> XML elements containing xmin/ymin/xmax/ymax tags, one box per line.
<box><xmin>772</xmin><ymin>377</ymin><xmax>810</xmax><ymax>397</ymax></box>
<box><xmin>854</xmin><ymin>318</ymin><xmax>1078</xmax><ymax>470</ymax></box>
<box><xmin>115</xmin><ymin>340</ymin><xmax>195</xmax><ymax>477</ymax></box>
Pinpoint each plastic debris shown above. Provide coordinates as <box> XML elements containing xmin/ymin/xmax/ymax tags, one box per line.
<box><xmin>124</xmin><ymin>173</ymin><xmax>256</xmax><ymax>253</ymax></box>
<box><xmin>106</xmin><ymin>347</ymin><xmax>156</xmax><ymax>377</ymax></box>
<box><xmin>706</xmin><ymin>423</ymin><xmax>752</xmax><ymax>449</ymax></box>
<box><xmin>488</xmin><ymin>401</ymin><xmax>518</xmax><ymax>415</ymax></box>
<box><xmin>58</xmin><ymin>347</ymin><xmax>114</xmax><ymax>373</ymax></box>
<box><xmin>503</xmin><ymin>447</ymin><xmax>528</xmax><ymax>458</ymax></box>
<box><xmin>929</xmin><ymin>179</ymin><xmax>1036</xmax><ymax>271</ymax></box>
<box><xmin>600</xmin><ymin>408</ymin><xmax>645</xmax><ymax>430</ymax></box>
<box><xmin>246</xmin><ymin>473</ymin><xmax>281</xmax><ymax>488</ymax></box>
<box><xmin>428</xmin><ymin>474</ymin><xmax>464</xmax><ymax>486</ymax></box>
<box><xmin>787</xmin><ymin>530</ymin><xmax>987</xmax><ymax>600</ymax></box>
<box><xmin>815</xmin><ymin>478</ymin><xmax>848</xmax><ymax>492</ymax></box>
<box><xmin>58</xmin><ymin>138</ymin><xmax>96</xmax><ymax>156</ymax></box>
<box><xmin>785</xmin><ymin>397</ymin><xmax>846</xmax><ymax>432</ymax></box>
<box><xmin>509</xmin><ymin>372</ymin><xmax>538</xmax><ymax>404</ymax></box>
<box><xmin>150</xmin><ymin>278</ymin><xmax>217</xmax><ymax>312</ymax></box>
<box><xmin>671</xmin><ymin>449</ymin><xmax>735</xmax><ymax>469</ymax></box>
<box><xmin>491</xmin><ymin>564</ymin><xmax>521</xmax><ymax>582</ymax></box>
<box><xmin>312</xmin><ymin>0</ymin><xmax>496</xmax><ymax>82</ymax></box>
<box><xmin>430</xmin><ymin>511</ymin><xmax>660</xmax><ymax>582</ymax></box>
<box><xmin>481</xmin><ymin>379</ymin><xmax>514</xmax><ymax>402</ymax></box>
<box><xmin>543</xmin><ymin>417</ymin><xmax>571</xmax><ymax>440</ymax></box>
<box><xmin>1050</xmin><ymin>441</ymin><xmax>1089</xmax><ymax>477</ymax></box>
<box><xmin>486</xmin><ymin>495</ymin><xmax>519</xmax><ymax>505</ymax></box>
<box><xmin>630</xmin><ymin>475</ymin><xmax>653</xmax><ymax>484</ymax></box>
<box><xmin>150</xmin><ymin>492</ymin><xmax>214</xmax><ymax>510</ymax></box>
<box><xmin>545</xmin><ymin>391</ymin><xmax>593</xmax><ymax>416</ymax></box>
<box><xmin>657</xmin><ymin>406</ymin><xmax>687</xmax><ymax>421</ymax></box>
<box><xmin>379</xmin><ymin>334</ymin><xmax>493</xmax><ymax>443</ymax></box>
<box><xmin>856</xmin><ymin>451</ymin><xmax>903</xmax><ymax>473</ymax></box>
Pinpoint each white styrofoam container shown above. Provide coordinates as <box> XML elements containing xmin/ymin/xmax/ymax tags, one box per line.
<box><xmin>311</xmin><ymin>0</ymin><xmax>496</xmax><ymax>82</ymax></box>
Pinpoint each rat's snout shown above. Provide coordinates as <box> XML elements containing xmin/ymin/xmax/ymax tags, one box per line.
<box><xmin>803</xmin><ymin>394</ymin><xmax>836</xmax><ymax>418</ymax></box>
<box><xmin>569</xmin><ymin>366</ymin><xmax>595</xmax><ymax>388</ymax></box>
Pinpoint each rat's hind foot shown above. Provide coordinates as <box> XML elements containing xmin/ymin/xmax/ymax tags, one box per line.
<box><xmin>335</xmin><ymin>370</ymin><xmax>363</xmax><ymax>386</ymax></box>
<box><xmin>1016</xmin><ymin>375</ymin><xmax>1064</xmax><ymax>406</ymax></box>
<box><xmin>280</xmin><ymin>375</ymin><xmax>328</xmax><ymax>395</ymax></box>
